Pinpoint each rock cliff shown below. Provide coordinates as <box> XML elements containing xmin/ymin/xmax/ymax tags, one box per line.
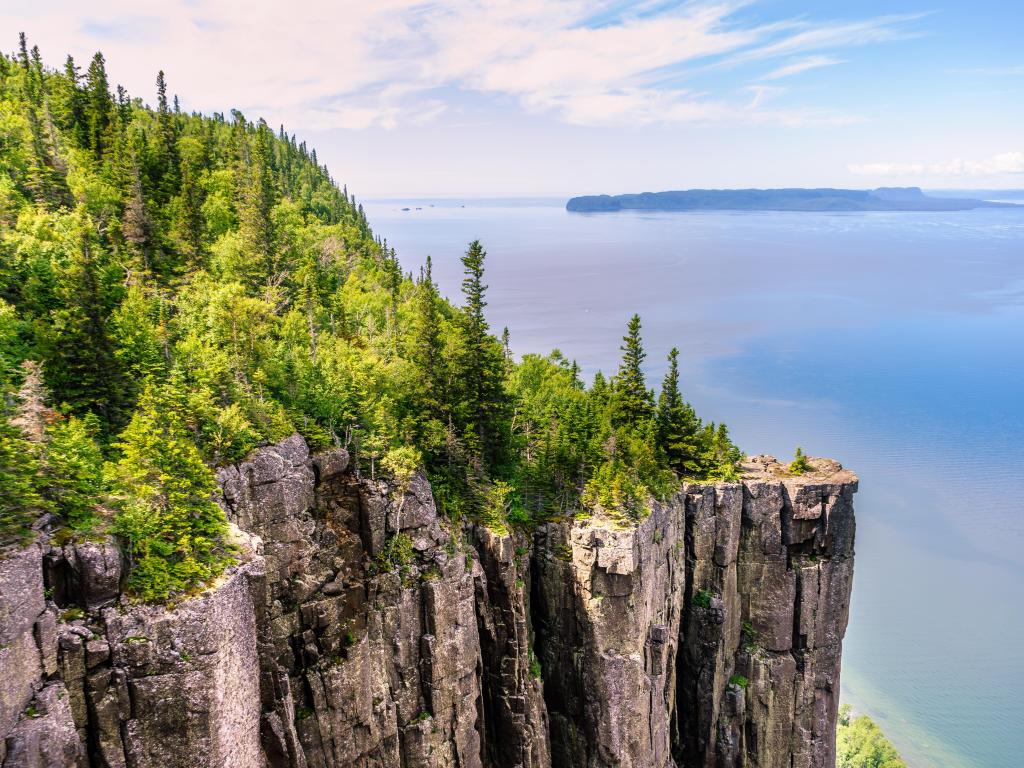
<box><xmin>0</xmin><ymin>438</ymin><xmax>856</xmax><ymax>768</ymax></box>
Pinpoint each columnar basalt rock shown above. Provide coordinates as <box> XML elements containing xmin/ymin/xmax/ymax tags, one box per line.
<box><xmin>0</xmin><ymin>440</ymin><xmax>855</xmax><ymax>768</ymax></box>
<box><xmin>533</xmin><ymin>456</ymin><xmax>857</xmax><ymax>768</ymax></box>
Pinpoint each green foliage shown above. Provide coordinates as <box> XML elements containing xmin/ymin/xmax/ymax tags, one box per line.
<box><xmin>480</xmin><ymin>480</ymin><xmax>517</xmax><ymax>534</ymax></box>
<box><xmin>741</xmin><ymin>621</ymin><xmax>760</xmax><ymax>652</ymax></box>
<box><xmin>528</xmin><ymin>648</ymin><xmax>542</xmax><ymax>679</ymax></box>
<box><xmin>0</xmin><ymin>411</ymin><xmax>44</xmax><ymax>543</ymax></box>
<box><xmin>692</xmin><ymin>589</ymin><xmax>713</xmax><ymax>609</ymax></box>
<box><xmin>836</xmin><ymin>705</ymin><xmax>906</xmax><ymax>768</ymax></box>
<box><xmin>381</xmin><ymin>445</ymin><xmax>421</xmax><ymax>495</ymax></box>
<box><xmin>109</xmin><ymin>381</ymin><xmax>232</xmax><ymax>602</ymax></box>
<box><xmin>376</xmin><ymin>533</ymin><xmax>414</xmax><ymax>575</ymax></box>
<box><xmin>44</xmin><ymin>413</ymin><xmax>104</xmax><ymax>531</ymax></box>
<box><xmin>61</xmin><ymin>606</ymin><xmax>84</xmax><ymax>622</ymax></box>
<box><xmin>728</xmin><ymin>674</ymin><xmax>749</xmax><ymax>689</ymax></box>
<box><xmin>0</xmin><ymin>39</ymin><xmax>749</xmax><ymax>593</ymax></box>
<box><xmin>789</xmin><ymin>446</ymin><xmax>811</xmax><ymax>475</ymax></box>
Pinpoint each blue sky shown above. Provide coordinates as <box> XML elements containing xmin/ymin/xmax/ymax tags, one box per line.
<box><xmin>8</xmin><ymin>0</ymin><xmax>1023</xmax><ymax>195</ymax></box>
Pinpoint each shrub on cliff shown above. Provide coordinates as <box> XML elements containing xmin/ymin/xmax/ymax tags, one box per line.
<box><xmin>789</xmin><ymin>447</ymin><xmax>811</xmax><ymax>475</ymax></box>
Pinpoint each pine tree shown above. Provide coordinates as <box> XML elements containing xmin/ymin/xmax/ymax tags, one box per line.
<box><xmin>44</xmin><ymin>413</ymin><xmax>103</xmax><ymax>531</ymax></box>
<box><xmin>84</xmin><ymin>52</ymin><xmax>112</xmax><ymax>157</ymax></box>
<box><xmin>111</xmin><ymin>380</ymin><xmax>231</xmax><ymax>602</ymax></box>
<box><xmin>410</xmin><ymin>256</ymin><xmax>445</xmax><ymax>425</ymax></box>
<box><xmin>656</xmin><ymin>348</ymin><xmax>702</xmax><ymax>476</ymax></box>
<box><xmin>153</xmin><ymin>70</ymin><xmax>179</xmax><ymax>199</ymax></box>
<box><xmin>458</xmin><ymin>240</ymin><xmax>506</xmax><ymax>466</ymax></box>
<box><xmin>238</xmin><ymin>121</ymin><xmax>277</xmax><ymax>284</ymax></box>
<box><xmin>43</xmin><ymin>219</ymin><xmax>128</xmax><ymax>432</ymax></box>
<box><xmin>58</xmin><ymin>55</ymin><xmax>88</xmax><ymax>147</ymax></box>
<box><xmin>123</xmin><ymin>161</ymin><xmax>155</xmax><ymax>273</ymax></box>
<box><xmin>0</xmin><ymin>411</ymin><xmax>44</xmax><ymax>544</ymax></box>
<box><xmin>612</xmin><ymin>314</ymin><xmax>653</xmax><ymax>427</ymax></box>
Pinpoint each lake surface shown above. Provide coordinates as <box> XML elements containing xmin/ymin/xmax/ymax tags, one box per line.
<box><xmin>364</xmin><ymin>198</ymin><xmax>1024</xmax><ymax>768</ymax></box>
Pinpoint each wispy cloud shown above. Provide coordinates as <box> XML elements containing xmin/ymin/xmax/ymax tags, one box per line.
<box><xmin>849</xmin><ymin>152</ymin><xmax>1024</xmax><ymax>177</ymax></box>
<box><xmin>8</xmin><ymin>1</ymin><xmax>924</xmax><ymax>130</ymax></box>
<box><xmin>760</xmin><ymin>55</ymin><xmax>845</xmax><ymax>81</ymax></box>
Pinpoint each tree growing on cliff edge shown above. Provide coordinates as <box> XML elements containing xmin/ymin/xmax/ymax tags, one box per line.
<box><xmin>657</xmin><ymin>348</ymin><xmax>703</xmax><ymax>476</ymax></box>
<box><xmin>0</xmin><ymin>412</ymin><xmax>44</xmax><ymax>543</ymax></box>
<box><xmin>611</xmin><ymin>314</ymin><xmax>654</xmax><ymax>428</ymax></box>
<box><xmin>457</xmin><ymin>240</ymin><xmax>507</xmax><ymax>469</ymax></box>
<box><xmin>110</xmin><ymin>380</ymin><xmax>232</xmax><ymax>602</ymax></box>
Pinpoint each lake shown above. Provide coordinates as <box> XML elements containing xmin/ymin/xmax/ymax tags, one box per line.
<box><xmin>363</xmin><ymin>198</ymin><xmax>1024</xmax><ymax>768</ymax></box>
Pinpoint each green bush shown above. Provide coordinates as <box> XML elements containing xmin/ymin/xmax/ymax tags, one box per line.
<box><xmin>528</xmin><ymin>648</ymin><xmax>542</xmax><ymax>679</ymax></box>
<box><xmin>836</xmin><ymin>705</ymin><xmax>906</xmax><ymax>768</ymax></box>
<box><xmin>0</xmin><ymin>414</ymin><xmax>44</xmax><ymax>544</ymax></box>
<box><xmin>789</xmin><ymin>447</ymin><xmax>811</xmax><ymax>475</ymax></box>
<box><xmin>376</xmin><ymin>533</ymin><xmax>414</xmax><ymax>576</ymax></box>
<box><xmin>728</xmin><ymin>674</ymin><xmax>749</xmax><ymax>689</ymax></box>
<box><xmin>692</xmin><ymin>589</ymin><xmax>713</xmax><ymax>609</ymax></box>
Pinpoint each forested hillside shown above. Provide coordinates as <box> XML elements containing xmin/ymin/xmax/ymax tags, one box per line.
<box><xmin>0</xmin><ymin>36</ymin><xmax>740</xmax><ymax>601</ymax></box>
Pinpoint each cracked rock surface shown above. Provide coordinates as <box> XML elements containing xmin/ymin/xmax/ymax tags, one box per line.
<box><xmin>0</xmin><ymin>440</ymin><xmax>855</xmax><ymax>768</ymax></box>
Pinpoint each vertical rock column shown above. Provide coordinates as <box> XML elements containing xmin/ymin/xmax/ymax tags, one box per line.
<box><xmin>678</xmin><ymin>457</ymin><xmax>858</xmax><ymax>768</ymax></box>
<box><xmin>473</xmin><ymin>526</ymin><xmax>550</xmax><ymax>768</ymax></box>
<box><xmin>534</xmin><ymin>498</ymin><xmax>686</xmax><ymax>768</ymax></box>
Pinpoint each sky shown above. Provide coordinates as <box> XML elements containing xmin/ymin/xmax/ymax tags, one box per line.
<box><xmin>6</xmin><ymin>0</ymin><xmax>1023</xmax><ymax>196</ymax></box>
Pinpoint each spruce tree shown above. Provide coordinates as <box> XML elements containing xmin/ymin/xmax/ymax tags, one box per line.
<box><xmin>84</xmin><ymin>52</ymin><xmax>112</xmax><ymax>157</ymax></box>
<box><xmin>657</xmin><ymin>348</ymin><xmax>702</xmax><ymax>476</ymax></box>
<box><xmin>458</xmin><ymin>240</ymin><xmax>506</xmax><ymax>466</ymax></box>
<box><xmin>238</xmin><ymin>121</ymin><xmax>277</xmax><ymax>284</ymax></box>
<box><xmin>410</xmin><ymin>256</ymin><xmax>445</xmax><ymax>425</ymax></box>
<box><xmin>612</xmin><ymin>314</ymin><xmax>653</xmax><ymax>427</ymax></box>
<box><xmin>111</xmin><ymin>380</ymin><xmax>231</xmax><ymax>602</ymax></box>
<box><xmin>0</xmin><ymin>412</ymin><xmax>43</xmax><ymax>544</ymax></box>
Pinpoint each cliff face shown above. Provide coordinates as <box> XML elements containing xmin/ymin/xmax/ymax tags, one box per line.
<box><xmin>0</xmin><ymin>438</ymin><xmax>856</xmax><ymax>768</ymax></box>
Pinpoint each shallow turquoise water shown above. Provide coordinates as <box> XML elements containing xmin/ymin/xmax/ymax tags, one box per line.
<box><xmin>364</xmin><ymin>198</ymin><xmax>1024</xmax><ymax>768</ymax></box>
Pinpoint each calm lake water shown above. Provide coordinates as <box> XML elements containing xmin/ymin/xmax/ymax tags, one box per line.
<box><xmin>364</xmin><ymin>198</ymin><xmax>1024</xmax><ymax>768</ymax></box>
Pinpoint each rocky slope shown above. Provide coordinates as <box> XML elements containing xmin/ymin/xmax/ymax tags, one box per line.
<box><xmin>0</xmin><ymin>438</ymin><xmax>856</xmax><ymax>767</ymax></box>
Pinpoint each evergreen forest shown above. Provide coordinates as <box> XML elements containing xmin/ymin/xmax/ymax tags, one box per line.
<box><xmin>0</xmin><ymin>37</ymin><xmax>742</xmax><ymax>601</ymax></box>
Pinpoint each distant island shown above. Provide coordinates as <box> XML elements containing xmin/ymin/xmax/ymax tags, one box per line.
<box><xmin>566</xmin><ymin>187</ymin><xmax>1020</xmax><ymax>212</ymax></box>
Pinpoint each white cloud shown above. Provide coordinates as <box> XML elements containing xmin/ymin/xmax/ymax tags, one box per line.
<box><xmin>848</xmin><ymin>152</ymin><xmax>1024</xmax><ymax>177</ymax></box>
<box><xmin>760</xmin><ymin>55</ymin><xmax>845</xmax><ymax>80</ymax></box>
<box><xmin>6</xmin><ymin>1</ymin><xmax>921</xmax><ymax>130</ymax></box>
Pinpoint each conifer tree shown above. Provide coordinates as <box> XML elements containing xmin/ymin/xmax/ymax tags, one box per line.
<box><xmin>238</xmin><ymin>121</ymin><xmax>277</xmax><ymax>284</ymax></box>
<box><xmin>410</xmin><ymin>256</ymin><xmax>445</xmax><ymax>424</ymax></box>
<box><xmin>11</xmin><ymin>360</ymin><xmax>53</xmax><ymax>447</ymax></box>
<box><xmin>0</xmin><ymin>411</ymin><xmax>43</xmax><ymax>544</ymax></box>
<box><xmin>154</xmin><ymin>70</ymin><xmax>179</xmax><ymax>198</ymax></box>
<box><xmin>110</xmin><ymin>380</ymin><xmax>231</xmax><ymax>602</ymax></box>
<box><xmin>657</xmin><ymin>348</ymin><xmax>702</xmax><ymax>476</ymax></box>
<box><xmin>458</xmin><ymin>240</ymin><xmax>506</xmax><ymax>466</ymax></box>
<box><xmin>612</xmin><ymin>314</ymin><xmax>653</xmax><ymax>427</ymax></box>
<box><xmin>58</xmin><ymin>55</ymin><xmax>88</xmax><ymax>147</ymax></box>
<box><xmin>44</xmin><ymin>414</ymin><xmax>103</xmax><ymax>532</ymax></box>
<box><xmin>84</xmin><ymin>52</ymin><xmax>112</xmax><ymax>157</ymax></box>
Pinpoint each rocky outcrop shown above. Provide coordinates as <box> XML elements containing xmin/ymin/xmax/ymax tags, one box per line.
<box><xmin>533</xmin><ymin>456</ymin><xmax>857</xmax><ymax>768</ymax></box>
<box><xmin>0</xmin><ymin>440</ymin><xmax>856</xmax><ymax>768</ymax></box>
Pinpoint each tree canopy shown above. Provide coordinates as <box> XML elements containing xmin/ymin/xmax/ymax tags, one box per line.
<box><xmin>0</xmin><ymin>37</ymin><xmax>742</xmax><ymax>600</ymax></box>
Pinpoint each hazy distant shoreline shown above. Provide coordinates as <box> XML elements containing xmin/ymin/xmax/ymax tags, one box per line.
<box><xmin>566</xmin><ymin>187</ymin><xmax>1021</xmax><ymax>213</ymax></box>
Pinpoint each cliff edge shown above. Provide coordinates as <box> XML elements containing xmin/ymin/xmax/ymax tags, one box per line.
<box><xmin>0</xmin><ymin>438</ymin><xmax>856</xmax><ymax>768</ymax></box>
